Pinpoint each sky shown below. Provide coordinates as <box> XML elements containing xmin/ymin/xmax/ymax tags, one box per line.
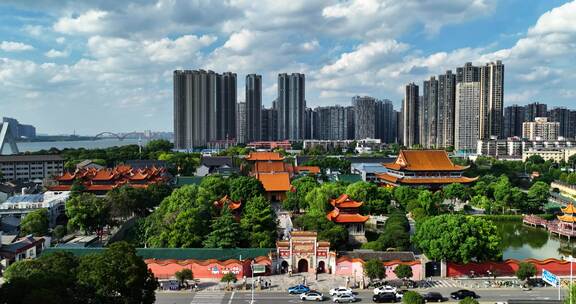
<box><xmin>0</xmin><ymin>0</ymin><xmax>575</xmax><ymax>135</ymax></box>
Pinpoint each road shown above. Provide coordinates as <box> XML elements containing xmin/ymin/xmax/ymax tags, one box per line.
<box><xmin>155</xmin><ymin>287</ymin><xmax>566</xmax><ymax>304</ymax></box>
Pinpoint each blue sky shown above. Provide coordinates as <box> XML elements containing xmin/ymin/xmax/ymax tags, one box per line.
<box><xmin>0</xmin><ymin>0</ymin><xmax>575</xmax><ymax>135</ymax></box>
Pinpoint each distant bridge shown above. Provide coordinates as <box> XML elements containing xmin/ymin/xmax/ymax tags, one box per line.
<box><xmin>92</xmin><ymin>132</ymin><xmax>149</xmax><ymax>141</ymax></box>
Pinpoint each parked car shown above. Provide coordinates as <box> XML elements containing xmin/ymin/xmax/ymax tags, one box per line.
<box><xmin>288</xmin><ymin>284</ymin><xmax>310</xmax><ymax>294</ymax></box>
<box><xmin>333</xmin><ymin>294</ymin><xmax>357</xmax><ymax>303</ymax></box>
<box><xmin>422</xmin><ymin>292</ymin><xmax>445</xmax><ymax>302</ymax></box>
<box><xmin>329</xmin><ymin>287</ymin><xmax>353</xmax><ymax>296</ymax></box>
<box><xmin>301</xmin><ymin>291</ymin><xmax>324</xmax><ymax>301</ymax></box>
<box><xmin>450</xmin><ymin>290</ymin><xmax>478</xmax><ymax>300</ymax></box>
<box><xmin>395</xmin><ymin>290</ymin><xmax>407</xmax><ymax>300</ymax></box>
<box><xmin>372</xmin><ymin>292</ymin><xmax>397</xmax><ymax>303</ymax></box>
<box><xmin>373</xmin><ymin>285</ymin><xmax>397</xmax><ymax>295</ymax></box>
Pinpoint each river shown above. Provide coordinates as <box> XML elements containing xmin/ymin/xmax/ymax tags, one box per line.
<box><xmin>16</xmin><ymin>138</ymin><xmax>147</xmax><ymax>152</ymax></box>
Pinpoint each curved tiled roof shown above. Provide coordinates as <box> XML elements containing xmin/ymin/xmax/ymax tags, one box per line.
<box><xmin>327</xmin><ymin>208</ymin><xmax>369</xmax><ymax>223</ymax></box>
<box><xmin>246</xmin><ymin>152</ymin><xmax>284</xmax><ymax>161</ymax></box>
<box><xmin>562</xmin><ymin>203</ymin><xmax>576</xmax><ymax>214</ymax></box>
<box><xmin>384</xmin><ymin>150</ymin><xmax>469</xmax><ymax>172</ymax></box>
<box><xmin>256</xmin><ymin>172</ymin><xmax>291</xmax><ymax>192</ymax></box>
<box><xmin>377</xmin><ymin>173</ymin><xmax>478</xmax><ymax>184</ymax></box>
<box><xmin>254</xmin><ymin>161</ymin><xmax>287</xmax><ymax>173</ymax></box>
<box><xmin>330</xmin><ymin>194</ymin><xmax>364</xmax><ymax>208</ymax></box>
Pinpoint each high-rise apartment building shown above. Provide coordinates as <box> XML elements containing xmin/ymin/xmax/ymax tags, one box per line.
<box><xmin>236</xmin><ymin>102</ymin><xmax>246</xmax><ymax>144</ymax></box>
<box><xmin>422</xmin><ymin>77</ymin><xmax>438</xmax><ymax>148</ymax></box>
<box><xmin>455</xmin><ymin>82</ymin><xmax>481</xmax><ymax>152</ymax></box>
<box><xmin>173</xmin><ymin>70</ymin><xmax>237</xmax><ymax>149</ymax></box>
<box><xmin>311</xmin><ymin>106</ymin><xmax>351</xmax><ymax>140</ymax></box>
<box><xmin>346</xmin><ymin>106</ymin><xmax>355</xmax><ymax>140</ymax></box>
<box><xmin>375</xmin><ymin>99</ymin><xmax>395</xmax><ymax>143</ymax></box>
<box><xmin>353</xmin><ymin>96</ymin><xmax>376</xmax><ymax>139</ymax></box>
<box><xmin>277</xmin><ymin>73</ymin><xmax>306</xmax><ymax>140</ymax></box>
<box><xmin>479</xmin><ymin>61</ymin><xmax>504</xmax><ymax>139</ymax></box>
<box><xmin>437</xmin><ymin>71</ymin><xmax>456</xmax><ymax>148</ymax></box>
<box><xmin>261</xmin><ymin>105</ymin><xmax>278</xmax><ymax>141</ymax></box>
<box><xmin>548</xmin><ymin>107</ymin><xmax>574</xmax><ymax>139</ymax></box>
<box><xmin>1</xmin><ymin>117</ymin><xmax>37</xmax><ymax>139</ymax></box>
<box><xmin>245</xmin><ymin>74</ymin><xmax>262</xmax><ymax>142</ymax></box>
<box><xmin>402</xmin><ymin>83</ymin><xmax>419</xmax><ymax>147</ymax></box>
<box><xmin>524</xmin><ymin>102</ymin><xmax>548</xmax><ymax>122</ymax></box>
<box><xmin>522</xmin><ymin>117</ymin><xmax>559</xmax><ymax>141</ymax></box>
<box><xmin>503</xmin><ymin>105</ymin><xmax>525</xmax><ymax>138</ymax></box>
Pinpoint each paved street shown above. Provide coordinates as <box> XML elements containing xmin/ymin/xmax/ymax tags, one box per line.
<box><xmin>156</xmin><ymin>287</ymin><xmax>566</xmax><ymax>304</ymax></box>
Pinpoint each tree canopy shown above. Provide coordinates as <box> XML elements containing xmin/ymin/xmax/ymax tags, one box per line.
<box><xmin>363</xmin><ymin>259</ymin><xmax>385</xmax><ymax>281</ymax></box>
<box><xmin>65</xmin><ymin>193</ymin><xmax>111</xmax><ymax>234</ymax></box>
<box><xmin>413</xmin><ymin>214</ymin><xmax>502</xmax><ymax>263</ymax></box>
<box><xmin>19</xmin><ymin>209</ymin><xmax>49</xmax><ymax>236</ymax></box>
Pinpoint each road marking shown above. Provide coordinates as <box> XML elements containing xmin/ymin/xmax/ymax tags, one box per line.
<box><xmin>228</xmin><ymin>291</ymin><xmax>235</xmax><ymax>304</ymax></box>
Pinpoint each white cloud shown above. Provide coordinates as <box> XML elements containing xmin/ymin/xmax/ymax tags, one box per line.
<box><xmin>56</xmin><ymin>37</ymin><xmax>66</xmax><ymax>44</ymax></box>
<box><xmin>0</xmin><ymin>41</ymin><xmax>34</xmax><ymax>52</ymax></box>
<box><xmin>53</xmin><ymin>10</ymin><xmax>109</xmax><ymax>35</ymax></box>
<box><xmin>144</xmin><ymin>35</ymin><xmax>217</xmax><ymax>63</ymax></box>
<box><xmin>45</xmin><ymin>49</ymin><xmax>69</xmax><ymax>58</ymax></box>
<box><xmin>23</xmin><ymin>25</ymin><xmax>43</xmax><ymax>36</ymax></box>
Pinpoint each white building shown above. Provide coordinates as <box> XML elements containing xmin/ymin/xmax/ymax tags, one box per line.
<box><xmin>522</xmin><ymin>117</ymin><xmax>560</xmax><ymax>141</ymax></box>
<box><xmin>0</xmin><ymin>191</ymin><xmax>69</xmax><ymax>228</ymax></box>
<box><xmin>455</xmin><ymin>82</ymin><xmax>481</xmax><ymax>152</ymax></box>
<box><xmin>0</xmin><ymin>154</ymin><xmax>64</xmax><ymax>184</ymax></box>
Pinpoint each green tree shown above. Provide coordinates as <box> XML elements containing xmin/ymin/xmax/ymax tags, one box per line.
<box><xmin>393</xmin><ymin>264</ymin><xmax>413</xmax><ymax>281</ymax></box>
<box><xmin>220</xmin><ymin>272</ymin><xmax>237</xmax><ymax>289</ymax></box>
<box><xmin>305</xmin><ymin>183</ymin><xmax>343</xmax><ymax>216</ymax></box>
<box><xmin>283</xmin><ymin>176</ymin><xmax>319</xmax><ymax>211</ymax></box>
<box><xmin>145</xmin><ymin>185</ymin><xmax>210</xmax><ymax>248</ymax></box>
<box><xmin>203</xmin><ymin>208</ymin><xmax>242</xmax><ymax>248</ymax></box>
<box><xmin>459</xmin><ymin>298</ymin><xmax>479</xmax><ymax>304</ymax></box>
<box><xmin>526</xmin><ymin>154</ymin><xmax>545</xmax><ymax>164</ymax></box>
<box><xmin>145</xmin><ymin>139</ymin><xmax>173</xmax><ymax>154</ymax></box>
<box><xmin>1</xmin><ymin>251</ymin><xmax>82</xmax><ymax>304</ymax></box>
<box><xmin>565</xmin><ymin>283</ymin><xmax>576</xmax><ymax>304</ymax></box>
<box><xmin>363</xmin><ymin>259</ymin><xmax>385</xmax><ymax>281</ymax></box>
<box><xmin>345</xmin><ymin>181</ymin><xmax>377</xmax><ymax>202</ymax></box>
<box><xmin>175</xmin><ymin>269</ymin><xmax>193</xmax><ymax>288</ymax></box>
<box><xmin>107</xmin><ymin>185</ymin><xmax>146</xmax><ymax>218</ymax></box>
<box><xmin>393</xmin><ymin>186</ymin><xmax>418</xmax><ymax>207</ymax></box>
<box><xmin>77</xmin><ymin>242</ymin><xmax>157</xmax><ymax>304</ymax></box>
<box><xmin>20</xmin><ymin>209</ymin><xmax>49</xmax><ymax>236</ymax></box>
<box><xmin>443</xmin><ymin>183</ymin><xmax>468</xmax><ymax>209</ymax></box>
<box><xmin>527</xmin><ymin>181</ymin><xmax>550</xmax><ymax>211</ymax></box>
<box><xmin>53</xmin><ymin>225</ymin><xmax>67</xmax><ymax>241</ymax></box>
<box><xmin>413</xmin><ymin>214</ymin><xmax>502</xmax><ymax>263</ymax></box>
<box><xmin>146</xmin><ymin>183</ymin><xmax>173</xmax><ymax>209</ymax></box>
<box><xmin>65</xmin><ymin>193</ymin><xmax>111</xmax><ymax>234</ymax></box>
<box><xmin>240</xmin><ymin>196</ymin><xmax>277</xmax><ymax>248</ymax></box>
<box><xmin>516</xmin><ymin>262</ymin><xmax>536</xmax><ymax>281</ymax></box>
<box><xmin>229</xmin><ymin>176</ymin><xmax>264</xmax><ymax>202</ymax></box>
<box><xmin>402</xmin><ymin>291</ymin><xmax>424</xmax><ymax>304</ymax></box>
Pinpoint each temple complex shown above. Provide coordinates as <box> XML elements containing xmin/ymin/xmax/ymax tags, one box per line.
<box><xmin>276</xmin><ymin>231</ymin><xmax>334</xmax><ymax>274</ymax></box>
<box><xmin>376</xmin><ymin>150</ymin><xmax>477</xmax><ymax>189</ymax></box>
<box><xmin>49</xmin><ymin>165</ymin><xmax>170</xmax><ymax>194</ymax></box>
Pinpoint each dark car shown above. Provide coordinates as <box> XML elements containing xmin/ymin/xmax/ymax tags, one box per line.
<box><xmin>450</xmin><ymin>290</ymin><xmax>478</xmax><ymax>300</ymax></box>
<box><xmin>422</xmin><ymin>292</ymin><xmax>445</xmax><ymax>302</ymax></box>
<box><xmin>372</xmin><ymin>292</ymin><xmax>397</xmax><ymax>303</ymax></box>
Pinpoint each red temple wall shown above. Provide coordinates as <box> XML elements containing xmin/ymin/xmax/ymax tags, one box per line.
<box><xmin>447</xmin><ymin>259</ymin><xmax>572</xmax><ymax>277</ymax></box>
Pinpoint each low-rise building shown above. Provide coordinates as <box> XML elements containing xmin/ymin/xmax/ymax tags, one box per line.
<box><xmin>0</xmin><ymin>235</ymin><xmax>46</xmax><ymax>269</ymax></box>
<box><xmin>351</xmin><ymin>163</ymin><xmax>388</xmax><ymax>182</ymax></box>
<box><xmin>0</xmin><ymin>154</ymin><xmax>64</xmax><ymax>184</ymax></box>
<box><xmin>0</xmin><ymin>191</ymin><xmax>69</xmax><ymax>228</ymax></box>
<box><xmin>522</xmin><ymin>149</ymin><xmax>566</xmax><ymax>162</ymax></box>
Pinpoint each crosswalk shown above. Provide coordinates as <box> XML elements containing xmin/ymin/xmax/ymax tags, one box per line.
<box><xmin>425</xmin><ymin>280</ymin><xmax>461</xmax><ymax>288</ymax></box>
<box><xmin>190</xmin><ymin>291</ymin><xmax>228</xmax><ymax>304</ymax></box>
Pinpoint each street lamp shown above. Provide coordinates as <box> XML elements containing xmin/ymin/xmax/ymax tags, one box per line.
<box><xmin>250</xmin><ymin>260</ymin><xmax>255</xmax><ymax>304</ymax></box>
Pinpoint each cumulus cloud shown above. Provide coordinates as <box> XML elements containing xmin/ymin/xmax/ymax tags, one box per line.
<box><xmin>0</xmin><ymin>41</ymin><xmax>34</xmax><ymax>52</ymax></box>
<box><xmin>45</xmin><ymin>49</ymin><xmax>69</xmax><ymax>58</ymax></box>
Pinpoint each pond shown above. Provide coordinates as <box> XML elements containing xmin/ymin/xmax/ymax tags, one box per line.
<box><xmin>496</xmin><ymin>219</ymin><xmax>575</xmax><ymax>260</ymax></box>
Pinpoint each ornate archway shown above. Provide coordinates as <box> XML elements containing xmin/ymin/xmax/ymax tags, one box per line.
<box><xmin>318</xmin><ymin>261</ymin><xmax>325</xmax><ymax>273</ymax></box>
<box><xmin>280</xmin><ymin>261</ymin><xmax>289</xmax><ymax>274</ymax></box>
<box><xmin>297</xmin><ymin>259</ymin><xmax>309</xmax><ymax>273</ymax></box>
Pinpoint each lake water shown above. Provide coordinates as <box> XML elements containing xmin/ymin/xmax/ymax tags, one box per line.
<box><xmin>16</xmin><ymin>138</ymin><xmax>145</xmax><ymax>152</ymax></box>
<box><xmin>497</xmin><ymin>220</ymin><xmax>574</xmax><ymax>260</ymax></box>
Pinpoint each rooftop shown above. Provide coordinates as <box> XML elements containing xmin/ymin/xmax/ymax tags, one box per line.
<box><xmin>0</xmin><ymin>154</ymin><xmax>64</xmax><ymax>162</ymax></box>
<box><xmin>384</xmin><ymin>150</ymin><xmax>468</xmax><ymax>172</ymax></box>
<box><xmin>339</xmin><ymin>250</ymin><xmax>416</xmax><ymax>262</ymax></box>
<box><xmin>256</xmin><ymin>172</ymin><xmax>291</xmax><ymax>192</ymax></box>
<box><xmin>246</xmin><ymin>151</ymin><xmax>284</xmax><ymax>161</ymax></box>
<box><xmin>42</xmin><ymin>247</ymin><xmax>273</xmax><ymax>261</ymax></box>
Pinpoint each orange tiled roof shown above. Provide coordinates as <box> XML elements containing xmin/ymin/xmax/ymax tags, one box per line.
<box><xmin>330</xmin><ymin>194</ymin><xmax>363</xmax><ymax>208</ymax></box>
<box><xmin>246</xmin><ymin>152</ymin><xmax>284</xmax><ymax>161</ymax></box>
<box><xmin>130</xmin><ymin>170</ymin><xmax>149</xmax><ymax>181</ymax></box>
<box><xmin>294</xmin><ymin>166</ymin><xmax>321</xmax><ymax>174</ymax></box>
<box><xmin>92</xmin><ymin>169</ymin><xmax>115</xmax><ymax>181</ymax></box>
<box><xmin>56</xmin><ymin>171</ymin><xmax>75</xmax><ymax>181</ymax></box>
<box><xmin>214</xmin><ymin>195</ymin><xmax>242</xmax><ymax>210</ymax></box>
<box><xmin>558</xmin><ymin>215</ymin><xmax>576</xmax><ymax>223</ymax></box>
<box><xmin>326</xmin><ymin>208</ymin><xmax>369</xmax><ymax>223</ymax></box>
<box><xmin>254</xmin><ymin>161</ymin><xmax>287</xmax><ymax>173</ymax></box>
<box><xmin>256</xmin><ymin>172</ymin><xmax>291</xmax><ymax>192</ymax></box>
<box><xmin>384</xmin><ymin>150</ymin><xmax>469</xmax><ymax>172</ymax></box>
<box><xmin>377</xmin><ymin>173</ymin><xmax>478</xmax><ymax>184</ymax></box>
<box><xmin>562</xmin><ymin>203</ymin><xmax>576</xmax><ymax>214</ymax></box>
<box><xmin>48</xmin><ymin>185</ymin><xmax>72</xmax><ymax>191</ymax></box>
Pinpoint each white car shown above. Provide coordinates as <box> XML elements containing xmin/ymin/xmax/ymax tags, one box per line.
<box><xmin>329</xmin><ymin>287</ymin><xmax>353</xmax><ymax>296</ymax></box>
<box><xmin>300</xmin><ymin>291</ymin><xmax>324</xmax><ymax>301</ymax></box>
<box><xmin>373</xmin><ymin>285</ymin><xmax>397</xmax><ymax>295</ymax></box>
<box><xmin>333</xmin><ymin>293</ymin><xmax>356</xmax><ymax>303</ymax></box>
